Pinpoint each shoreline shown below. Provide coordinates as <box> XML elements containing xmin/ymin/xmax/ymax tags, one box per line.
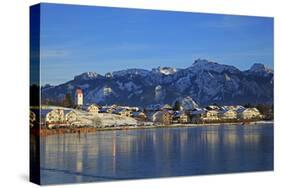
<box><xmin>31</xmin><ymin>120</ymin><xmax>273</xmax><ymax>137</ymax></box>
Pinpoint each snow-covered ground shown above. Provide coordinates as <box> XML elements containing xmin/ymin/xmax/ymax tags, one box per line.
<box><xmin>71</xmin><ymin>110</ymin><xmax>137</xmax><ymax>127</ymax></box>
<box><xmin>41</xmin><ymin>106</ymin><xmax>137</xmax><ymax>127</ymax></box>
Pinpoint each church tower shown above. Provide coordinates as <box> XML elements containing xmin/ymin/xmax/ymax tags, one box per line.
<box><xmin>75</xmin><ymin>88</ymin><xmax>83</xmax><ymax>107</ymax></box>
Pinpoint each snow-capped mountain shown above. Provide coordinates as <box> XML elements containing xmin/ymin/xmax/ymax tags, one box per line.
<box><xmin>41</xmin><ymin>59</ymin><xmax>273</xmax><ymax>107</ymax></box>
<box><xmin>190</xmin><ymin>59</ymin><xmax>239</xmax><ymax>73</ymax></box>
<box><xmin>74</xmin><ymin>71</ymin><xmax>102</xmax><ymax>80</ymax></box>
<box><xmin>244</xmin><ymin>63</ymin><xmax>274</xmax><ymax>77</ymax></box>
<box><xmin>152</xmin><ymin>66</ymin><xmax>179</xmax><ymax>75</ymax></box>
<box><xmin>112</xmin><ymin>68</ymin><xmax>150</xmax><ymax>77</ymax></box>
<box><xmin>249</xmin><ymin>63</ymin><xmax>273</xmax><ymax>73</ymax></box>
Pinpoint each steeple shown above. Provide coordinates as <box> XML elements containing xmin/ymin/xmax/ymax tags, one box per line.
<box><xmin>75</xmin><ymin>88</ymin><xmax>83</xmax><ymax>107</ymax></box>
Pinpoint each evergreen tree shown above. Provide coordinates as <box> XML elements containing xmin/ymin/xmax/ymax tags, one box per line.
<box><xmin>244</xmin><ymin>103</ymin><xmax>252</xmax><ymax>108</ymax></box>
<box><xmin>63</xmin><ymin>93</ymin><xmax>73</xmax><ymax>108</ymax></box>
<box><xmin>173</xmin><ymin>101</ymin><xmax>181</xmax><ymax>111</ymax></box>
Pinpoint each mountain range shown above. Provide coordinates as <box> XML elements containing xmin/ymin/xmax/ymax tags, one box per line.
<box><xmin>41</xmin><ymin>59</ymin><xmax>273</xmax><ymax>107</ymax></box>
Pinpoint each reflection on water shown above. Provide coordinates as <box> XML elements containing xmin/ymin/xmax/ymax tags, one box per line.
<box><xmin>39</xmin><ymin>124</ymin><xmax>273</xmax><ymax>185</ymax></box>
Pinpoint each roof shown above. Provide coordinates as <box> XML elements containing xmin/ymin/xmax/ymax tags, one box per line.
<box><xmin>249</xmin><ymin>107</ymin><xmax>259</xmax><ymax>112</ymax></box>
<box><xmin>161</xmin><ymin>104</ymin><xmax>173</xmax><ymax>110</ymax></box>
<box><xmin>153</xmin><ymin>110</ymin><xmax>171</xmax><ymax>116</ymax></box>
<box><xmin>206</xmin><ymin>105</ymin><xmax>220</xmax><ymax>110</ymax></box>
<box><xmin>206</xmin><ymin>110</ymin><xmax>219</xmax><ymax>114</ymax></box>
<box><xmin>88</xmin><ymin>104</ymin><xmax>100</xmax><ymax>108</ymax></box>
<box><xmin>236</xmin><ymin>107</ymin><xmax>260</xmax><ymax>114</ymax></box>
<box><xmin>76</xmin><ymin>88</ymin><xmax>83</xmax><ymax>94</ymax></box>
<box><xmin>82</xmin><ymin>104</ymin><xmax>99</xmax><ymax>110</ymax></box>
<box><xmin>236</xmin><ymin>108</ymin><xmax>247</xmax><ymax>113</ymax></box>
<box><xmin>152</xmin><ymin>111</ymin><xmax>164</xmax><ymax>118</ymax></box>
<box><xmin>173</xmin><ymin>111</ymin><xmax>187</xmax><ymax>117</ymax></box>
<box><xmin>100</xmin><ymin>107</ymin><xmax>110</xmax><ymax>112</ymax></box>
<box><xmin>219</xmin><ymin>106</ymin><xmax>228</xmax><ymax>111</ymax></box>
<box><xmin>114</xmin><ymin>108</ymin><xmax>129</xmax><ymax>114</ymax></box>
<box><xmin>64</xmin><ymin>109</ymin><xmax>74</xmax><ymax>114</ymax></box>
<box><xmin>190</xmin><ymin>108</ymin><xmax>206</xmax><ymax>115</ymax></box>
<box><xmin>218</xmin><ymin>109</ymin><xmax>237</xmax><ymax>114</ymax></box>
<box><xmin>132</xmin><ymin>111</ymin><xmax>145</xmax><ymax>117</ymax></box>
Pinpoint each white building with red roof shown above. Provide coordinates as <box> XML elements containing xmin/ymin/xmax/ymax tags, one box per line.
<box><xmin>75</xmin><ymin>88</ymin><xmax>83</xmax><ymax>106</ymax></box>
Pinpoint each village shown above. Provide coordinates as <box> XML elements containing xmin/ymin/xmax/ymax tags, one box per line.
<box><xmin>30</xmin><ymin>88</ymin><xmax>272</xmax><ymax>131</ymax></box>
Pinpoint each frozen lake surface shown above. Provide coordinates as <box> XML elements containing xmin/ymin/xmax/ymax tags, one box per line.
<box><xmin>39</xmin><ymin>123</ymin><xmax>273</xmax><ymax>185</ymax></box>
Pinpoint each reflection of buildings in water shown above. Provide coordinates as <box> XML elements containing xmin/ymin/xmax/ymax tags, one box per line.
<box><xmin>112</xmin><ymin>132</ymin><xmax>116</xmax><ymax>176</ymax></box>
<box><xmin>223</xmin><ymin>133</ymin><xmax>238</xmax><ymax>149</ymax></box>
<box><xmin>76</xmin><ymin>160</ymin><xmax>83</xmax><ymax>171</ymax></box>
<box><xmin>75</xmin><ymin>160</ymin><xmax>83</xmax><ymax>182</ymax></box>
<box><xmin>112</xmin><ymin>132</ymin><xmax>116</xmax><ymax>157</ymax></box>
<box><xmin>220</xmin><ymin>128</ymin><xmax>240</xmax><ymax>169</ymax></box>
<box><xmin>199</xmin><ymin>126</ymin><xmax>242</xmax><ymax>167</ymax></box>
<box><xmin>41</xmin><ymin>133</ymin><xmax>100</xmax><ymax>177</ymax></box>
<box><xmin>40</xmin><ymin>125</ymin><xmax>271</xmax><ymax>184</ymax></box>
<box><xmin>152</xmin><ymin>131</ymin><xmax>157</xmax><ymax>148</ymax></box>
<box><xmin>200</xmin><ymin>127</ymin><xmax>221</xmax><ymax>163</ymax></box>
<box><xmin>180</xmin><ymin>130</ymin><xmax>188</xmax><ymax>145</ymax></box>
<box><xmin>206</xmin><ymin>131</ymin><xmax>220</xmax><ymax>146</ymax></box>
<box><xmin>162</xmin><ymin>129</ymin><xmax>173</xmax><ymax>159</ymax></box>
<box><xmin>197</xmin><ymin>126</ymin><xmax>220</xmax><ymax>147</ymax></box>
<box><xmin>222</xmin><ymin>127</ymin><xmax>239</xmax><ymax>147</ymax></box>
<box><xmin>243</xmin><ymin>133</ymin><xmax>260</xmax><ymax>145</ymax></box>
<box><xmin>41</xmin><ymin>136</ymin><xmax>61</xmax><ymax>168</ymax></box>
<box><xmin>179</xmin><ymin>129</ymin><xmax>188</xmax><ymax>159</ymax></box>
<box><xmin>155</xmin><ymin>129</ymin><xmax>174</xmax><ymax>174</ymax></box>
<box><xmin>75</xmin><ymin>143</ymin><xmax>83</xmax><ymax>173</ymax></box>
<box><xmin>117</xmin><ymin>132</ymin><xmax>134</xmax><ymax>156</ymax></box>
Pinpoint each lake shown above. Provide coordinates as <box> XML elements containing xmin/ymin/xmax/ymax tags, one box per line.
<box><xmin>39</xmin><ymin>123</ymin><xmax>273</xmax><ymax>185</ymax></box>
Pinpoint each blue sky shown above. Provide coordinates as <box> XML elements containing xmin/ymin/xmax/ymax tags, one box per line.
<box><xmin>40</xmin><ymin>3</ymin><xmax>274</xmax><ymax>85</ymax></box>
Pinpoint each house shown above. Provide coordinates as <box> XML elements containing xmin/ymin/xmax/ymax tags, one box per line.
<box><xmin>47</xmin><ymin>109</ymin><xmax>65</xmax><ymax>123</ymax></box>
<box><xmin>190</xmin><ymin>108</ymin><xmax>206</xmax><ymax>123</ymax></box>
<box><xmin>160</xmin><ymin>104</ymin><xmax>173</xmax><ymax>111</ymax></box>
<box><xmin>75</xmin><ymin>88</ymin><xmax>83</xmax><ymax>106</ymax></box>
<box><xmin>30</xmin><ymin>110</ymin><xmax>36</xmax><ymax>127</ymax></box>
<box><xmin>218</xmin><ymin>109</ymin><xmax>237</xmax><ymax>120</ymax></box>
<box><xmin>237</xmin><ymin>108</ymin><xmax>261</xmax><ymax>120</ymax></box>
<box><xmin>190</xmin><ymin>108</ymin><xmax>219</xmax><ymax>122</ymax></box>
<box><xmin>173</xmin><ymin>111</ymin><xmax>189</xmax><ymax>124</ymax></box>
<box><xmin>204</xmin><ymin>110</ymin><xmax>219</xmax><ymax>121</ymax></box>
<box><xmin>30</xmin><ymin>110</ymin><xmax>36</xmax><ymax>123</ymax></box>
<box><xmin>87</xmin><ymin>104</ymin><xmax>100</xmax><ymax>114</ymax></box>
<box><xmin>152</xmin><ymin>111</ymin><xmax>172</xmax><ymax>125</ymax></box>
<box><xmin>41</xmin><ymin>108</ymin><xmax>65</xmax><ymax>127</ymax></box>
<box><xmin>65</xmin><ymin>110</ymin><xmax>78</xmax><ymax>123</ymax></box>
<box><xmin>132</xmin><ymin>111</ymin><xmax>147</xmax><ymax>121</ymax></box>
